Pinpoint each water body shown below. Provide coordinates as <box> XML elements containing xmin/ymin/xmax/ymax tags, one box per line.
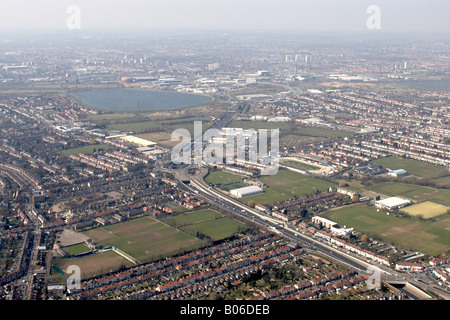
<box><xmin>74</xmin><ymin>89</ymin><xmax>212</xmax><ymax>111</ymax></box>
<box><xmin>400</xmin><ymin>81</ymin><xmax>450</xmax><ymax>89</ymax></box>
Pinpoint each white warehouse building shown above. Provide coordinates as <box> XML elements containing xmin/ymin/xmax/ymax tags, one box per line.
<box><xmin>374</xmin><ymin>197</ymin><xmax>411</xmax><ymax>210</ymax></box>
<box><xmin>230</xmin><ymin>186</ymin><xmax>263</xmax><ymax>198</ymax></box>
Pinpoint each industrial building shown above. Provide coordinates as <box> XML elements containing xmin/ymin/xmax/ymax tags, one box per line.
<box><xmin>388</xmin><ymin>169</ymin><xmax>408</xmax><ymax>177</ymax></box>
<box><xmin>120</xmin><ymin>135</ymin><xmax>157</xmax><ymax>147</ymax></box>
<box><xmin>374</xmin><ymin>197</ymin><xmax>411</xmax><ymax>210</ymax></box>
<box><xmin>229</xmin><ymin>185</ymin><xmax>263</xmax><ymax>198</ymax></box>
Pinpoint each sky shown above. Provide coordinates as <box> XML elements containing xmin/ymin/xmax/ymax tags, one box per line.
<box><xmin>0</xmin><ymin>0</ymin><xmax>449</xmax><ymax>34</ymax></box>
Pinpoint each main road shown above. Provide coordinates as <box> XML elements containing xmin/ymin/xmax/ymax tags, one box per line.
<box><xmin>177</xmin><ymin>169</ymin><xmax>448</xmax><ymax>299</ymax></box>
<box><xmin>177</xmin><ymin>166</ymin><xmax>389</xmax><ymax>276</ymax></box>
<box><xmin>168</xmin><ymin>99</ymin><xmax>444</xmax><ymax>299</ymax></box>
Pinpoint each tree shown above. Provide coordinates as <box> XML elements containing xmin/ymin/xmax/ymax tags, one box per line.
<box><xmin>339</xmin><ymin>180</ymin><xmax>348</xmax><ymax>188</ymax></box>
<box><xmin>248</xmin><ymin>200</ymin><xmax>255</xmax><ymax>208</ymax></box>
<box><xmin>351</xmin><ymin>195</ymin><xmax>359</xmax><ymax>203</ymax></box>
<box><xmin>361</xmin><ymin>234</ymin><xmax>369</xmax><ymax>243</ymax></box>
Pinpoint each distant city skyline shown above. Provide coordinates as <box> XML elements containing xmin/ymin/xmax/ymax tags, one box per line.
<box><xmin>0</xmin><ymin>0</ymin><xmax>449</xmax><ymax>34</ymax></box>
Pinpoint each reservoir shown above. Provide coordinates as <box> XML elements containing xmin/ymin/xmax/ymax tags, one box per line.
<box><xmin>73</xmin><ymin>89</ymin><xmax>212</xmax><ymax>111</ymax></box>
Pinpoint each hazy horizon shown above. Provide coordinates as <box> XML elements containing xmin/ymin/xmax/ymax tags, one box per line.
<box><xmin>0</xmin><ymin>0</ymin><xmax>449</xmax><ymax>34</ymax></box>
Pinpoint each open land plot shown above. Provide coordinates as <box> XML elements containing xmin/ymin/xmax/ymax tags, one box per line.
<box><xmin>87</xmin><ymin>112</ymin><xmax>140</xmax><ymax>121</ymax></box>
<box><xmin>220</xmin><ymin>182</ymin><xmax>248</xmax><ymax>192</ymax></box>
<box><xmin>106</xmin><ymin>121</ymin><xmax>165</xmax><ymax>133</ymax></box>
<box><xmin>156</xmin><ymin>116</ymin><xmax>211</xmax><ymax>125</ymax></box>
<box><xmin>136</xmin><ymin>132</ymin><xmax>178</xmax><ymax>148</ymax></box>
<box><xmin>400</xmin><ymin>201</ymin><xmax>449</xmax><ymax>219</ymax></box>
<box><xmin>56</xmin><ymin>229</ymin><xmax>90</xmax><ymax>247</ymax></box>
<box><xmin>204</xmin><ymin>170</ymin><xmax>247</xmax><ymax>186</ymax></box>
<box><xmin>167</xmin><ymin>209</ymin><xmax>245</xmax><ymax>240</ymax></box>
<box><xmin>59</xmin><ymin>144</ymin><xmax>111</xmax><ymax>156</ymax></box>
<box><xmin>168</xmin><ymin>209</ymin><xmax>223</xmax><ymax>226</ymax></box>
<box><xmin>106</xmin><ymin>117</ymin><xmax>212</xmax><ymax>135</ymax></box>
<box><xmin>175</xmin><ymin>123</ymin><xmax>212</xmax><ymax>136</ymax></box>
<box><xmin>342</xmin><ymin>180</ymin><xmax>366</xmax><ymax>193</ymax></box>
<box><xmin>83</xmin><ymin>216</ymin><xmax>206</xmax><ymax>263</ymax></box>
<box><xmin>366</xmin><ymin>182</ymin><xmax>450</xmax><ymax>206</ymax></box>
<box><xmin>165</xmin><ymin>209</ymin><xmax>246</xmax><ymax>241</ymax></box>
<box><xmin>182</xmin><ymin>218</ymin><xmax>246</xmax><ymax>241</ymax></box>
<box><xmin>88</xmin><ymin>112</ymin><xmax>205</xmax><ymax>124</ymax></box>
<box><xmin>431</xmin><ymin>176</ymin><xmax>450</xmax><ymax>188</ymax></box>
<box><xmin>370</xmin><ymin>156</ymin><xmax>450</xmax><ymax>180</ymax></box>
<box><xmin>229</xmin><ymin>120</ymin><xmax>290</xmax><ymax>131</ymax></box>
<box><xmin>61</xmin><ymin>243</ymin><xmax>92</xmax><ymax>256</ymax></box>
<box><xmin>238</xmin><ymin>169</ymin><xmax>336</xmax><ymax>205</ymax></box>
<box><xmin>324</xmin><ymin>205</ymin><xmax>450</xmax><ymax>256</ymax></box>
<box><xmin>52</xmin><ymin>250</ymin><xmax>134</xmax><ymax>280</ymax></box>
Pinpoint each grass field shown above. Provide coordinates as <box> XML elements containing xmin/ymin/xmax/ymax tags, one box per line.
<box><xmin>238</xmin><ymin>169</ymin><xmax>336</xmax><ymax>205</ymax></box>
<box><xmin>61</xmin><ymin>243</ymin><xmax>92</xmax><ymax>256</ymax></box>
<box><xmin>87</xmin><ymin>112</ymin><xmax>140</xmax><ymax>121</ymax></box>
<box><xmin>400</xmin><ymin>201</ymin><xmax>449</xmax><ymax>219</ymax></box>
<box><xmin>136</xmin><ymin>132</ymin><xmax>178</xmax><ymax>147</ymax></box>
<box><xmin>204</xmin><ymin>170</ymin><xmax>247</xmax><ymax>186</ymax></box>
<box><xmin>52</xmin><ymin>250</ymin><xmax>134</xmax><ymax>280</ymax></box>
<box><xmin>106</xmin><ymin>120</ymin><xmax>212</xmax><ymax>136</ymax></box>
<box><xmin>165</xmin><ymin>209</ymin><xmax>246</xmax><ymax>241</ymax></box>
<box><xmin>182</xmin><ymin>218</ymin><xmax>245</xmax><ymax>241</ymax></box>
<box><xmin>229</xmin><ymin>121</ymin><xmax>354</xmax><ymax>138</ymax></box>
<box><xmin>59</xmin><ymin>144</ymin><xmax>111</xmax><ymax>156</ymax></box>
<box><xmin>371</xmin><ymin>156</ymin><xmax>449</xmax><ymax>180</ymax></box>
<box><xmin>169</xmin><ymin>209</ymin><xmax>223</xmax><ymax>225</ymax></box>
<box><xmin>83</xmin><ymin>216</ymin><xmax>206</xmax><ymax>263</ymax></box>
<box><xmin>220</xmin><ymin>182</ymin><xmax>248</xmax><ymax>192</ymax></box>
<box><xmin>106</xmin><ymin>120</ymin><xmax>164</xmax><ymax>133</ymax></box>
<box><xmin>431</xmin><ymin>176</ymin><xmax>450</xmax><ymax>188</ymax></box>
<box><xmin>229</xmin><ymin>120</ymin><xmax>290</xmax><ymax>131</ymax></box>
<box><xmin>324</xmin><ymin>205</ymin><xmax>450</xmax><ymax>256</ymax></box>
<box><xmin>367</xmin><ymin>182</ymin><xmax>450</xmax><ymax>206</ymax></box>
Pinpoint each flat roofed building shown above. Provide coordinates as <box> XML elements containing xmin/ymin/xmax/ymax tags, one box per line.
<box><xmin>388</xmin><ymin>169</ymin><xmax>408</xmax><ymax>177</ymax></box>
<box><xmin>330</xmin><ymin>226</ymin><xmax>353</xmax><ymax>237</ymax></box>
<box><xmin>375</xmin><ymin>197</ymin><xmax>411</xmax><ymax>210</ymax></box>
<box><xmin>312</xmin><ymin>216</ymin><xmax>338</xmax><ymax>229</ymax></box>
<box><xmin>121</xmin><ymin>135</ymin><xmax>157</xmax><ymax>147</ymax></box>
<box><xmin>230</xmin><ymin>185</ymin><xmax>263</xmax><ymax>198</ymax></box>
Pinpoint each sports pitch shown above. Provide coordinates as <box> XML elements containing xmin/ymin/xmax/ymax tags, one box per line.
<box><xmin>366</xmin><ymin>182</ymin><xmax>450</xmax><ymax>206</ymax></box>
<box><xmin>400</xmin><ymin>201</ymin><xmax>449</xmax><ymax>219</ymax></box>
<box><xmin>52</xmin><ymin>211</ymin><xmax>246</xmax><ymax>281</ymax></box>
<box><xmin>82</xmin><ymin>216</ymin><xmax>207</xmax><ymax>263</ymax></box>
<box><xmin>52</xmin><ymin>250</ymin><xmax>134</xmax><ymax>280</ymax></box>
<box><xmin>204</xmin><ymin>170</ymin><xmax>246</xmax><ymax>185</ymax></box>
<box><xmin>324</xmin><ymin>205</ymin><xmax>450</xmax><ymax>256</ymax></box>
<box><xmin>370</xmin><ymin>156</ymin><xmax>449</xmax><ymax>180</ymax></box>
<box><xmin>238</xmin><ymin>169</ymin><xmax>336</xmax><ymax>205</ymax></box>
<box><xmin>164</xmin><ymin>209</ymin><xmax>246</xmax><ymax>241</ymax></box>
<box><xmin>61</xmin><ymin>243</ymin><xmax>91</xmax><ymax>256</ymax></box>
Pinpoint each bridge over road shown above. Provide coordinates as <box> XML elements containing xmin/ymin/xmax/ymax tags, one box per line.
<box><xmin>385</xmin><ymin>281</ymin><xmax>434</xmax><ymax>300</ymax></box>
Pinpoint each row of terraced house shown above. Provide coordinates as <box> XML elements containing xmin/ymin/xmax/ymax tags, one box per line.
<box><xmin>315</xmin><ymin>230</ymin><xmax>391</xmax><ymax>266</ymax></box>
